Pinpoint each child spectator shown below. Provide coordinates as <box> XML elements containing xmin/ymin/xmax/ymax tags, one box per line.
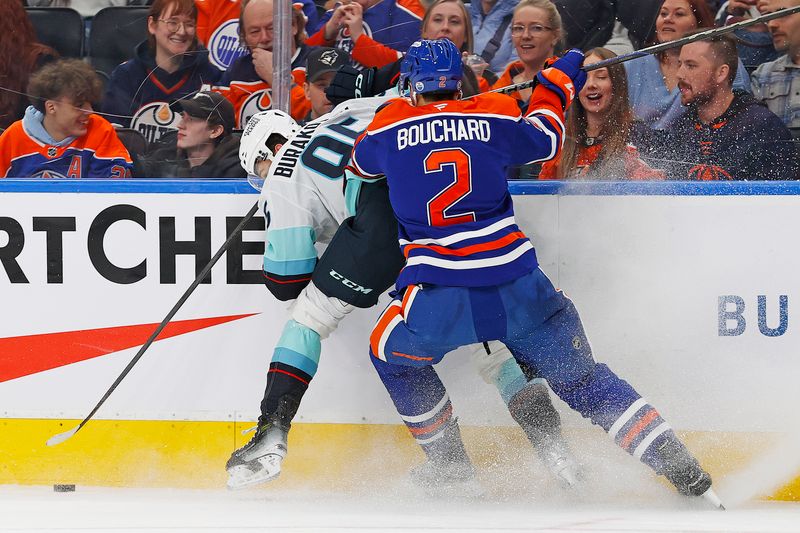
<box><xmin>100</xmin><ymin>0</ymin><xmax>221</xmax><ymax>144</ymax></box>
<box><xmin>307</xmin><ymin>0</ymin><xmax>425</xmax><ymax>69</ymax></box>
<box><xmin>217</xmin><ymin>0</ymin><xmax>311</xmax><ymax>126</ymax></box>
<box><xmin>751</xmin><ymin>0</ymin><xmax>800</xmax><ymax>131</ymax></box>
<box><xmin>302</xmin><ymin>47</ymin><xmax>350</xmax><ymax>123</ymax></box>
<box><xmin>492</xmin><ymin>0</ymin><xmax>563</xmax><ymax>105</ymax></box>
<box><xmin>142</xmin><ymin>91</ymin><xmax>245</xmax><ymax>178</ymax></box>
<box><xmin>0</xmin><ymin>0</ymin><xmax>59</xmax><ymax>130</ymax></box>
<box><xmin>540</xmin><ymin>48</ymin><xmax>666</xmax><ymax>180</ymax></box>
<box><xmin>470</xmin><ymin>0</ymin><xmax>519</xmax><ymax>77</ymax></box>
<box><xmin>654</xmin><ymin>33</ymin><xmax>798</xmax><ymax>180</ymax></box>
<box><xmin>0</xmin><ymin>59</ymin><xmax>132</xmax><ymax>178</ymax></box>
<box><xmin>625</xmin><ymin>0</ymin><xmax>750</xmax><ymax>130</ymax></box>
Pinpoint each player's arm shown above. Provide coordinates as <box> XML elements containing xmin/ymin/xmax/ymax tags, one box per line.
<box><xmin>349</xmin><ymin>129</ymin><xmax>387</xmax><ymax>182</ymax></box>
<box><xmin>261</xmin><ymin>186</ymin><xmax>320</xmax><ymax>300</ymax></box>
<box><xmin>514</xmin><ymin>50</ymin><xmax>587</xmax><ymax>165</ymax></box>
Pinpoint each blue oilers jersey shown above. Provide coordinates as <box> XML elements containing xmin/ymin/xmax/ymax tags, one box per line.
<box><xmin>350</xmin><ymin>91</ymin><xmax>566</xmax><ymax>289</ymax></box>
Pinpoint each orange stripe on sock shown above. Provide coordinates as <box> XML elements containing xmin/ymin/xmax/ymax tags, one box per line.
<box><xmin>619</xmin><ymin>408</ymin><xmax>659</xmax><ymax>450</ymax></box>
<box><xmin>408</xmin><ymin>403</ymin><xmax>453</xmax><ymax>436</ymax></box>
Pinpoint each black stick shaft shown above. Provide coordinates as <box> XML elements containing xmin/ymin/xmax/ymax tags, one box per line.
<box><xmin>49</xmin><ymin>201</ymin><xmax>259</xmax><ymax>444</ymax></box>
<box><xmin>490</xmin><ymin>5</ymin><xmax>800</xmax><ymax>95</ymax></box>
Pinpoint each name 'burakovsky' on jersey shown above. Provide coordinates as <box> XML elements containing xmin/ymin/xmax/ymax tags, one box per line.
<box><xmin>396</xmin><ymin>118</ymin><xmax>492</xmax><ymax>150</ymax></box>
<box><xmin>259</xmin><ymin>92</ymin><xmax>397</xmax><ymax>284</ymax></box>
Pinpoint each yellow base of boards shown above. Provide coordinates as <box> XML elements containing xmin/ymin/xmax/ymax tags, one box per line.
<box><xmin>2</xmin><ymin>418</ymin><xmax>798</xmax><ymax>500</ymax></box>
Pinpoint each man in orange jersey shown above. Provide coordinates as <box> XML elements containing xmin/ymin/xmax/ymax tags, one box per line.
<box><xmin>215</xmin><ymin>0</ymin><xmax>312</xmax><ymax>126</ymax></box>
<box><xmin>0</xmin><ymin>59</ymin><xmax>132</xmax><ymax>179</ymax></box>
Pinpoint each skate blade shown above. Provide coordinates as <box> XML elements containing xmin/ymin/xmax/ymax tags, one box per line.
<box><xmin>701</xmin><ymin>487</ymin><xmax>725</xmax><ymax>510</ymax></box>
<box><xmin>226</xmin><ymin>456</ymin><xmax>282</xmax><ymax>490</ymax></box>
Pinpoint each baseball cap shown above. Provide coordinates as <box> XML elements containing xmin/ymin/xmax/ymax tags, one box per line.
<box><xmin>306</xmin><ymin>47</ymin><xmax>350</xmax><ymax>83</ymax></box>
<box><xmin>171</xmin><ymin>91</ymin><xmax>236</xmax><ymax>134</ymax></box>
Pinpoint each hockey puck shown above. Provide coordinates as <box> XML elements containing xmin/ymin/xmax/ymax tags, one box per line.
<box><xmin>53</xmin><ymin>484</ymin><xmax>75</xmax><ymax>492</ymax></box>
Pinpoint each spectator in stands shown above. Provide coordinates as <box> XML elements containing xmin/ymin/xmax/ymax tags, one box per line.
<box><xmin>325</xmin><ymin>0</ymin><xmax>491</xmax><ymax>100</ymax></box>
<box><xmin>0</xmin><ymin>0</ymin><xmax>59</xmax><ymax>130</ymax></box>
<box><xmin>0</xmin><ymin>59</ymin><xmax>133</xmax><ymax>178</ymax></box>
<box><xmin>654</xmin><ymin>33</ymin><xmax>798</xmax><ymax>180</ymax></box>
<box><xmin>716</xmin><ymin>0</ymin><xmax>779</xmax><ymax>71</ymax></box>
<box><xmin>217</xmin><ymin>0</ymin><xmax>311</xmax><ymax>126</ymax></box>
<box><xmin>751</xmin><ymin>0</ymin><xmax>800</xmax><ymax>132</ymax></box>
<box><xmin>307</xmin><ymin>0</ymin><xmax>425</xmax><ymax>69</ymax></box>
<box><xmin>540</xmin><ymin>48</ymin><xmax>666</xmax><ymax>180</ymax></box>
<box><xmin>470</xmin><ymin>0</ymin><xmax>518</xmax><ymax>77</ymax></box>
<box><xmin>195</xmin><ymin>0</ymin><xmax>322</xmax><ymax>72</ymax></box>
<box><xmin>625</xmin><ymin>0</ymin><xmax>751</xmax><ymax>130</ymax></box>
<box><xmin>142</xmin><ymin>91</ymin><xmax>245</xmax><ymax>178</ymax></box>
<box><xmin>302</xmin><ymin>47</ymin><xmax>350</xmax><ymax>123</ymax></box>
<box><xmin>27</xmin><ymin>0</ymin><xmax>126</xmax><ymax>19</ymax></box>
<box><xmin>100</xmin><ymin>0</ymin><xmax>221</xmax><ymax>145</ymax></box>
<box><xmin>492</xmin><ymin>0</ymin><xmax>562</xmax><ymax>105</ymax></box>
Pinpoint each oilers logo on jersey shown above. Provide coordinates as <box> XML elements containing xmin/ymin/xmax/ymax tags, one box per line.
<box><xmin>240</xmin><ymin>89</ymin><xmax>273</xmax><ymax>128</ymax></box>
<box><xmin>130</xmin><ymin>101</ymin><xmax>180</xmax><ymax>144</ymax></box>
<box><xmin>208</xmin><ymin>19</ymin><xmax>247</xmax><ymax>71</ymax></box>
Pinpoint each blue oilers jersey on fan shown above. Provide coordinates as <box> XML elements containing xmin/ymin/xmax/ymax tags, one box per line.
<box><xmin>350</xmin><ymin>91</ymin><xmax>566</xmax><ymax>289</ymax></box>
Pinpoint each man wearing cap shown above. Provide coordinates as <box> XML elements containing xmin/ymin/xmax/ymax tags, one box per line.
<box><xmin>142</xmin><ymin>91</ymin><xmax>247</xmax><ymax>178</ymax></box>
<box><xmin>302</xmin><ymin>47</ymin><xmax>351</xmax><ymax>123</ymax></box>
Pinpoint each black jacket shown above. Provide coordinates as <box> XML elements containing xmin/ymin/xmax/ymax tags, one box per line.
<box><xmin>554</xmin><ymin>0</ymin><xmax>661</xmax><ymax>51</ymax></box>
<box><xmin>644</xmin><ymin>91</ymin><xmax>799</xmax><ymax>181</ymax></box>
<box><xmin>142</xmin><ymin>132</ymin><xmax>246</xmax><ymax>178</ymax></box>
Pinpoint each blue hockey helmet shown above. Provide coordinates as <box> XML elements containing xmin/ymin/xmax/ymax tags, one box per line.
<box><xmin>398</xmin><ymin>39</ymin><xmax>462</xmax><ymax>96</ymax></box>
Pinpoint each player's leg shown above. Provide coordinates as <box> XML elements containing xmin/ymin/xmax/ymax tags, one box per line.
<box><xmin>471</xmin><ymin>340</ymin><xmax>580</xmax><ymax>486</ymax></box>
<box><xmin>226</xmin><ymin>282</ymin><xmax>353</xmax><ymax>489</ymax></box>
<box><xmin>501</xmin><ymin>268</ymin><xmax>716</xmax><ymax>500</ymax></box>
<box><xmin>371</xmin><ymin>357</ymin><xmax>476</xmax><ymax>489</ymax></box>
<box><xmin>370</xmin><ymin>285</ymin><xmax>481</xmax><ymax>491</ymax></box>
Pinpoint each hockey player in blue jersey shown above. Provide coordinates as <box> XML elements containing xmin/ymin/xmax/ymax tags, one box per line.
<box><xmin>225</xmin><ymin>91</ymin><xmax>580</xmax><ymax>489</ymax></box>
<box><xmin>350</xmin><ymin>38</ymin><xmax>722</xmax><ymax>505</ymax></box>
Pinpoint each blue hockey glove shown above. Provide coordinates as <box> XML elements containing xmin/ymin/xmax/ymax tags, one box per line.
<box><xmin>535</xmin><ymin>49</ymin><xmax>587</xmax><ymax>110</ymax></box>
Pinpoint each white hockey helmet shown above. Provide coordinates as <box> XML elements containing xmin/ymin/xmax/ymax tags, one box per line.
<box><xmin>239</xmin><ymin>110</ymin><xmax>301</xmax><ymax>175</ymax></box>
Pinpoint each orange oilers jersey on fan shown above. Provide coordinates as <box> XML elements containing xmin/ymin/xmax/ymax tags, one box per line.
<box><xmin>0</xmin><ymin>115</ymin><xmax>133</xmax><ymax>179</ymax></box>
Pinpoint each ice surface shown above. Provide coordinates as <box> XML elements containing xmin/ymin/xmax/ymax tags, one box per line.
<box><xmin>1</xmin><ymin>485</ymin><xmax>799</xmax><ymax>533</ymax></box>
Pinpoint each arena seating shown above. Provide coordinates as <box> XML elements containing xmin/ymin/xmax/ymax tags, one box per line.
<box><xmin>26</xmin><ymin>7</ymin><xmax>84</xmax><ymax>58</ymax></box>
<box><xmin>89</xmin><ymin>6</ymin><xmax>150</xmax><ymax>77</ymax></box>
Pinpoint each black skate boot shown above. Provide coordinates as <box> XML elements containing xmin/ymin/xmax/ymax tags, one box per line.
<box><xmin>655</xmin><ymin>438</ymin><xmax>724</xmax><ymax>509</ymax></box>
<box><xmin>508</xmin><ymin>381</ymin><xmax>581</xmax><ymax>486</ymax></box>
<box><xmin>226</xmin><ymin>396</ymin><xmax>298</xmax><ymax>490</ymax></box>
<box><xmin>410</xmin><ymin>419</ymin><xmax>482</xmax><ymax>497</ymax></box>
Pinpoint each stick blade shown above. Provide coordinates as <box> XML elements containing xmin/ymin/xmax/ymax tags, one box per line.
<box><xmin>46</xmin><ymin>425</ymin><xmax>79</xmax><ymax>447</ymax></box>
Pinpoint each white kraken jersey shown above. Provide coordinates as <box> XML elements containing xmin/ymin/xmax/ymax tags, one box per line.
<box><xmin>260</xmin><ymin>92</ymin><xmax>397</xmax><ymax>278</ymax></box>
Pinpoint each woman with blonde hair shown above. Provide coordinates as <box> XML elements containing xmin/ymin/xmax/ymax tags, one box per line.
<box><xmin>491</xmin><ymin>0</ymin><xmax>563</xmax><ymax>103</ymax></box>
<box><xmin>540</xmin><ymin>48</ymin><xmax>665</xmax><ymax>180</ymax></box>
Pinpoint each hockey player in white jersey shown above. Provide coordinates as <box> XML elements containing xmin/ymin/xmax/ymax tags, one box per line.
<box><xmin>226</xmin><ymin>97</ymin><xmax>580</xmax><ymax>490</ymax></box>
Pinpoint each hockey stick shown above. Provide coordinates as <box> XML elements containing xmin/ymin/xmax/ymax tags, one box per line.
<box><xmin>46</xmin><ymin>201</ymin><xmax>260</xmax><ymax>446</ymax></box>
<box><xmin>490</xmin><ymin>5</ymin><xmax>800</xmax><ymax>95</ymax></box>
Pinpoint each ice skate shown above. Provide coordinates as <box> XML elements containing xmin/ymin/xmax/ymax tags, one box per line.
<box><xmin>535</xmin><ymin>432</ymin><xmax>582</xmax><ymax>487</ymax></box>
<box><xmin>409</xmin><ymin>458</ymin><xmax>483</xmax><ymax>498</ymax></box>
<box><xmin>508</xmin><ymin>381</ymin><xmax>582</xmax><ymax>486</ymax></box>
<box><xmin>655</xmin><ymin>438</ymin><xmax>723</xmax><ymax>508</ymax></box>
<box><xmin>226</xmin><ymin>419</ymin><xmax>289</xmax><ymax>490</ymax></box>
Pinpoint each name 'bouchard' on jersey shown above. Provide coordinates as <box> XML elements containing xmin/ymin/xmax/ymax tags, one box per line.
<box><xmin>396</xmin><ymin>118</ymin><xmax>491</xmax><ymax>150</ymax></box>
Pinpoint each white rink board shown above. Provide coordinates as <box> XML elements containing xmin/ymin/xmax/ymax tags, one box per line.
<box><xmin>1</xmin><ymin>183</ymin><xmax>798</xmax><ymax>434</ymax></box>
